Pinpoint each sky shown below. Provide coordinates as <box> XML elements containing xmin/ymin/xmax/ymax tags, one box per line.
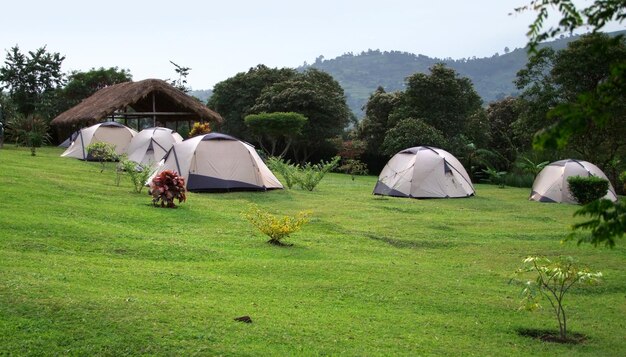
<box><xmin>1</xmin><ymin>1</ymin><xmax>623</xmax><ymax>90</ymax></box>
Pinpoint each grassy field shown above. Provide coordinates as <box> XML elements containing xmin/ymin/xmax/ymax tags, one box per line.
<box><xmin>1</xmin><ymin>146</ymin><xmax>625</xmax><ymax>356</ymax></box>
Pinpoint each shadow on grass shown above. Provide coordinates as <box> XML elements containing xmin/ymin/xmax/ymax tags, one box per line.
<box><xmin>362</xmin><ymin>233</ymin><xmax>458</xmax><ymax>249</ymax></box>
<box><xmin>516</xmin><ymin>328</ymin><xmax>587</xmax><ymax>344</ymax></box>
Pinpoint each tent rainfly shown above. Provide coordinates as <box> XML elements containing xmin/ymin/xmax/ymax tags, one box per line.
<box><xmin>61</xmin><ymin>122</ymin><xmax>137</xmax><ymax>160</ymax></box>
<box><xmin>530</xmin><ymin>159</ymin><xmax>618</xmax><ymax>203</ymax></box>
<box><xmin>125</xmin><ymin>127</ymin><xmax>183</xmax><ymax>166</ymax></box>
<box><xmin>152</xmin><ymin>133</ymin><xmax>283</xmax><ymax>192</ymax></box>
<box><xmin>373</xmin><ymin>146</ymin><xmax>475</xmax><ymax>198</ymax></box>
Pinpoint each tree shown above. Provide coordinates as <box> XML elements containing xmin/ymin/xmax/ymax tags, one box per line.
<box><xmin>250</xmin><ymin>68</ymin><xmax>351</xmax><ymax>162</ymax></box>
<box><xmin>169</xmin><ymin>61</ymin><xmax>191</xmax><ymax>93</ymax></box>
<box><xmin>517</xmin><ymin>0</ymin><xmax>626</xmax><ymax>247</ymax></box>
<box><xmin>244</xmin><ymin>112</ymin><xmax>307</xmax><ymax>157</ymax></box>
<box><xmin>392</xmin><ymin>63</ymin><xmax>483</xmax><ymax>139</ymax></box>
<box><xmin>486</xmin><ymin>97</ymin><xmax>524</xmax><ymax>169</ymax></box>
<box><xmin>208</xmin><ymin>65</ymin><xmax>297</xmax><ymax>139</ymax></box>
<box><xmin>63</xmin><ymin>67</ymin><xmax>132</xmax><ymax>107</ymax></box>
<box><xmin>380</xmin><ymin>118</ymin><xmax>446</xmax><ymax>156</ymax></box>
<box><xmin>357</xmin><ymin>86</ymin><xmax>401</xmax><ymax>171</ymax></box>
<box><xmin>0</xmin><ymin>45</ymin><xmax>65</xmax><ymax>117</ymax></box>
<box><xmin>516</xmin><ymin>34</ymin><xmax>626</xmax><ymax>171</ymax></box>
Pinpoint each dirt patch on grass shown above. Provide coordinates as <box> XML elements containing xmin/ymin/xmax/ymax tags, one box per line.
<box><xmin>517</xmin><ymin>328</ymin><xmax>587</xmax><ymax>344</ymax></box>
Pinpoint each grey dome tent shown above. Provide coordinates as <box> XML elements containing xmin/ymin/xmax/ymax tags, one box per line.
<box><xmin>152</xmin><ymin>133</ymin><xmax>283</xmax><ymax>192</ymax></box>
<box><xmin>373</xmin><ymin>146</ymin><xmax>475</xmax><ymax>198</ymax></box>
<box><xmin>530</xmin><ymin>159</ymin><xmax>618</xmax><ymax>203</ymax></box>
<box><xmin>125</xmin><ymin>127</ymin><xmax>183</xmax><ymax>166</ymax></box>
<box><xmin>60</xmin><ymin>122</ymin><xmax>137</xmax><ymax>160</ymax></box>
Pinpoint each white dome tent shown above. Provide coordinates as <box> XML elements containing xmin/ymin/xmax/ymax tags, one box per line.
<box><xmin>60</xmin><ymin>122</ymin><xmax>137</xmax><ymax>160</ymax></box>
<box><xmin>125</xmin><ymin>127</ymin><xmax>183</xmax><ymax>166</ymax></box>
<box><xmin>373</xmin><ymin>146</ymin><xmax>475</xmax><ymax>198</ymax></box>
<box><xmin>530</xmin><ymin>159</ymin><xmax>618</xmax><ymax>203</ymax></box>
<box><xmin>152</xmin><ymin>133</ymin><xmax>283</xmax><ymax>192</ymax></box>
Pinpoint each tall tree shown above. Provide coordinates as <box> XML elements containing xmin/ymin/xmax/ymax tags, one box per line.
<box><xmin>250</xmin><ymin>68</ymin><xmax>351</xmax><ymax>162</ymax></box>
<box><xmin>486</xmin><ymin>96</ymin><xmax>524</xmax><ymax>168</ymax></box>
<box><xmin>244</xmin><ymin>112</ymin><xmax>307</xmax><ymax>157</ymax></box>
<box><xmin>0</xmin><ymin>45</ymin><xmax>65</xmax><ymax>117</ymax></box>
<box><xmin>392</xmin><ymin>63</ymin><xmax>483</xmax><ymax>139</ymax></box>
<box><xmin>208</xmin><ymin>65</ymin><xmax>297</xmax><ymax>139</ymax></box>
<box><xmin>515</xmin><ymin>33</ymin><xmax>626</xmax><ymax>169</ymax></box>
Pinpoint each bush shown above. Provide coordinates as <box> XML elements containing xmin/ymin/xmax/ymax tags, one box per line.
<box><xmin>244</xmin><ymin>203</ymin><xmax>311</xmax><ymax>246</ymax></box>
<box><xmin>267</xmin><ymin>156</ymin><xmax>298</xmax><ymax>189</ymax></box>
<box><xmin>503</xmin><ymin>172</ymin><xmax>535</xmax><ymax>188</ymax></box>
<box><xmin>117</xmin><ymin>159</ymin><xmax>155</xmax><ymax>193</ymax></box>
<box><xmin>6</xmin><ymin>114</ymin><xmax>50</xmax><ymax>156</ymax></box>
<box><xmin>149</xmin><ymin>170</ymin><xmax>186</xmax><ymax>208</ymax></box>
<box><xmin>267</xmin><ymin>156</ymin><xmax>340</xmax><ymax>191</ymax></box>
<box><xmin>294</xmin><ymin>156</ymin><xmax>341</xmax><ymax>191</ymax></box>
<box><xmin>567</xmin><ymin>176</ymin><xmax>609</xmax><ymax>205</ymax></box>
<box><xmin>338</xmin><ymin>159</ymin><xmax>368</xmax><ymax>181</ymax></box>
<box><xmin>620</xmin><ymin>171</ymin><xmax>626</xmax><ymax>191</ymax></box>
<box><xmin>482</xmin><ymin>167</ymin><xmax>507</xmax><ymax>188</ymax></box>
<box><xmin>86</xmin><ymin>142</ymin><xmax>118</xmax><ymax>172</ymax></box>
<box><xmin>188</xmin><ymin>122</ymin><xmax>211</xmax><ymax>137</ymax></box>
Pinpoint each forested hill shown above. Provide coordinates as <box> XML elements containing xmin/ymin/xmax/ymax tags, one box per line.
<box><xmin>302</xmin><ymin>31</ymin><xmax>625</xmax><ymax>117</ymax></box>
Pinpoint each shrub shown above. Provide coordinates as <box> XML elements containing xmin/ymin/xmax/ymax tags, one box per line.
<box><xmin>188</xmin><ymin>122</ymin><xmax>211</xmax><ymax>137</ymax></box>
<box><xmin>511</xmin><ymin>256</ymin><xmax>602</xmax><ymax>341</ymax></box>
<box><xmin>149</xmin><ymin>170</ymin><xmax>186</xmax><ymax>208</ymax></box>
<box><xmin>620</xmin><ymin>171</ymin><xmax>626</xmax><ymax>191</ymax></box>
<box><xmin>482</xmin><ymin>167</ymin><xmax>507</xmax><ymax>188</ymax></box>
<box><xmin>267</xmin><ymin>156</ymin><xmax>298</xmax><ymax>189</ymax></box>
<box><xmin>338</xmin><ymin>159</ymin><xmax>368</xmax><ymax>181</ymax></box>
<box><xmin>6</xmin><ymin>114</ymin><xmax>50</xmax><ymax>156</ymax></box>
<box><xmin>567</xmin><ymin>175</ymin><xmax>609</xmax><ymax>204</ymax></box>
<box><xmin>503</xmin><ymin>172</ymin><xmax>535</xmax><ymax>188</ymax></box>
<box><xmin>86</xmin><ymin>142</ymin><xmax>118</xmax><ymax>172</ymax></box>
<box><xmin>267</xmin><ymin>156</ymin><xmax>340</xmax><ymax>191</ymax></box>
<box><xmin>294</xmin><ymin>156</ymin><xmax>341</xmax><ymax>191</ymax></box>
<box><xmin>244</xmin><ymin>204</ymin><xmax>311</xmax><ymax>245</ymax></box>
<box><xmin>117</xmin><ymin>159</ymin><xmax>155</xmax><ymax>193</ymax></box>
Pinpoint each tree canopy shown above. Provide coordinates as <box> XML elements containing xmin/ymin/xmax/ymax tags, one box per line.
<box><xmin>0</xmin><ymin>45</ymin><xmax>65</xmax><ymax>117</ymax></box>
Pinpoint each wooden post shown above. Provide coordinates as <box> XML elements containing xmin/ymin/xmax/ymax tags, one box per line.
<box><xmin>152</xmin><ymin>92</ymin><xmax>156</xmax><ymax>127</ymax></box>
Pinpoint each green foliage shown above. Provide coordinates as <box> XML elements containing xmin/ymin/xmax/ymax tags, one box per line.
<box><xmin>250</xmin><ymin>69</ymin><xmax>351</xmax><ymax>162</ymax></box>
<box><xmin>481</xmin><ymin>167</ymin><xmax>507</xmax><ymax>188</ymax></box>
<box><xmin>512</xmin><ymin>256</ymin><xmax>602</xmax><ymax>340</ymax></box>
<box><xmin>244</xmin><ymin>112</ymin><xmax>307</xmax><ymax>157</ymax></box>
<box><xmin>566</xmin><ymin>176</ymin><xmax>609</xmax><ymax>205</ymax></box>
<box><xmin>6</xmin><ymin>114</ymin><xmax>51</xmax><ymax>156</ymax></box>
<box><xmin>517</xmin><ymin>157</ymin><xmax>549</xmax><ymax>177</ymax></box>
<box><xmin>380</xmin><ymin>118</ymin><xmax>446</xmax><ymax>156</ymax></box>
<box><xmin>243</xmin><ymin>203</ymin><xmax>311</xmax><ymax>245</ymax></box>
<box><xmin>503</xmin><ymin>172</ymin><xmax>536</xmax><ymax>188</ymax></box>
<box><xmin>208</xmin><ymin>65</ymin><xmax>297</xmax><ymax>139</ymax></box>
<box><xmin>620</xmin><ymin>171</ymin><xmax>626</xmax><ymax>191</ymax></box>
<box><xmin>266</xmin><ymin>156</ymin><xmax>298</xmax><ymax>189</ymax></box>
<box><xmin>117</xmin><ymin>159</ymin><xmax>154</xmax><ymax>193</ymax></box>
<box><xmin>338</xmin><ymin>159</ymin><xmax>368</xmax><ymax>181</ymax></box>
<box><xmin>267</xmin><ymin>156</ymin><xmax>340</xmax><ymax>191</ymax></box>
<box><xmin>293</xmin><ymin>156</ymin><xmax>340</xmax><ymax>191</ymax></box>
<box><xmin>86</xmin><ymin>142</ymin><xmax>118</xmax><ymax>173</ymax></box>
<box><xmin>149</xmin><ymin>170</ymin><xmax>187</xmax><ymax>208</ymax></box>
<box><xmin>568</xmin><ymin>199</ymin><xmax>626</xmax><ymax>247</ymax></box>
<box><xmin>0</xmin><ymin>45</ymin><xmax>65</xmax><ymax>116</ymax></box>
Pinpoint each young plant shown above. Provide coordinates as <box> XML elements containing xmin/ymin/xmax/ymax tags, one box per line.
<box><xmin>86</xmin><ymin>142</ymin><xmax>118</xmax><ymax>172</ymax></box>
<box><xmin>567</xmin><ymin>175</ymin><xmax>609</xmax><ymax>205</ymax></box>
<box><xmin>482</xmin><ymin>167</ymin><xmax>507</xmax><ymax>188</ymax></box>
<box><xmin>294</xmin><ymin>156</ymin><xmax>341</xmax><ymax>191</ymax></box>
<box><xmin>117</xmin><ymin>159</ymin><xmax>155</xmax><ymax>193</ymax></box>
<box><xmin>339</xmin><ymin>159</ymin><xmax>368</xmax><ymax>181</ymax></box>
<box><xmin>244</xmin><ymin>204</ymin><xmax>311</xmax><ymax>246</ymax></box>
<box><xmin>149</xmin><ymin>170</ymin><xmax>187</xmax><ymax>208</ymax></box>
<box><xmin>518</xmin><ymin>157</ymin><xmax>549</xmax><ymax>178</ymax></box>
<box><xmin>267</xmin><ymin>156</ymin><xmax>298</xmax><ymax>189</ymax></box>
<box><xmin>512</xmin><ymin>256</ymin><xmax>602</xmax><ymax>341</ymax></box>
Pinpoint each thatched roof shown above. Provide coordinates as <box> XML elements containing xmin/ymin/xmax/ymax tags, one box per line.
<box><xmin>51</xmin><ymin>79</ymin><xmax>223</xmax><ymax>126</ymax></box>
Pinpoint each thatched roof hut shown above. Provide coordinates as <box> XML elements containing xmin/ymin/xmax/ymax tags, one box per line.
<box><xmin>51</xmin><ymin>79</ymin><xmax>223</xmax><ymax>128</ymax></box>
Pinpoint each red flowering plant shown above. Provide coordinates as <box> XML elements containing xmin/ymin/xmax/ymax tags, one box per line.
<box><xmin>149</xmin><ymin>170</ymin><xmax>187</xmax><ymax>208</ymax></box>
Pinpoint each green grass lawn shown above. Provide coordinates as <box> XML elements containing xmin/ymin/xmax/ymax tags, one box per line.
<box><xmin>1</xmin><ymin>146</ymin><xmax>625</xmax><ymax>356</ymax></box>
